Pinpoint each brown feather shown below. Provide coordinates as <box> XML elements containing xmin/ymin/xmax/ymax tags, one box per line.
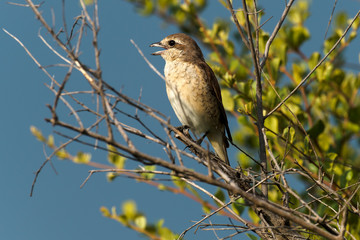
<box><xmin>198</xmin><ymin>61</ymin><xmax>232</xmax><ymax>145</ymax></box>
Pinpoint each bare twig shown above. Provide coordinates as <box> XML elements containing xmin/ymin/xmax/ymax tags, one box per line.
<box><xmin>225</xmin><ymin>0</ymin><xmax>250</xmax><ymax>49</ymax></box>
<box><xmin>324</xmin><ymin>0</ymin><xmax>339</xmax><ymax>40</ymax></box>
<box><xmin>260</xmin><ymin>0</ymin><xmax>295</xmax><ymax>68</ymax></box>
<box><xmin>130</xmin><ymin>39</ymin><xmax>165</xmax><ymax>81</ymax></box>
<box><xmin>240</xmin><ymin>0</ymin><xmax>268</xmax><ymax>198</ymax></box>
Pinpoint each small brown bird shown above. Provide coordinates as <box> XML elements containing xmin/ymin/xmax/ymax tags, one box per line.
<box><xmin>150</xmin><ymin>33</ymin><xmax>232</xmax><ymax>165</ymax></box>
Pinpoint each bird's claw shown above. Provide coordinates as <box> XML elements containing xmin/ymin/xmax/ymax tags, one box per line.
<box><xmin>195</xmin><ymin>131</ymin><xmax>208</xmax><ymax>146</ymax></box>
<box><xmin>172</xmin><ymin>125</ymin><xmax>190</xmax><ymax>137</ymax></box>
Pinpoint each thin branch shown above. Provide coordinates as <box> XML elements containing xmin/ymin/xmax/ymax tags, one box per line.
<box><xmin>7</xmin><ymin>1</ymin><xmax>43</xmax><ymax>7</ymax></box>
<box><xmin>177</xmin><ymin>197</ymin><xmax>234</xmax><ymax>240</ymax></box>
<box><xmin>225</xmin><ymin>0</ymin><xmax>250</xmax><ymax>49</ymax></box>
<box><xmin>182</xmin><ymin>179</ymin><xmax>250</xmax><ymax>225</ymax></box>
<box><xmin>130</xmin><ymin>39</ymin><xmax>165</xmax><ymax>81</ymax></box>
<box><xmin>324</xmin><ymin>0</ymin><xmax>338</xmax><ymax>40</ymax></box>
<box><xmin>240</xmin><ymin>0</ymin><xmax>268</xmax><ymax>198</ymax></box>
<box><xmin>25</xmin><ymin>0</ymin><xmax>99</xmax><ymax>88</ymax></box>
<box><xmin>260</xmin><ymin>0</ymin><xmax>295</xmax><ymax>68</ymax></box>
<box><xmin>2</xmin><ymin>28</ymin><xmax>58</xmax><ymax>85</ymax></box>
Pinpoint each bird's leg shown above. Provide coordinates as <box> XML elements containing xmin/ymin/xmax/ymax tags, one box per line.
<box><xmin>172</xmin><ymin>125</ymin><xmax>195</xmax><ymax>150</ymax></box>
<box><xmin>196</xmin><ymin>131</ymin><xmax>208</xmax><ymax>146</ymax></box>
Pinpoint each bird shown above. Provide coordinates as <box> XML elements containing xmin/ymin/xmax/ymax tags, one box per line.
<box><xmin>150</xmin><ymin>33</ymin><xmax>232</xmax><ymax>165</ymax></box>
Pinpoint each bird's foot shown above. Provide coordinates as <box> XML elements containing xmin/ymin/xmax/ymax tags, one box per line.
<box><xmin>195</xmin><ymin>131</ymin><xmax>208</xmax><ymax>146</ymax></box>
<box><xmin>175</xmin><ymin>125</ymin><xmax>190</xmax><ymax>134</ymax></box>
<box><xmin>172</xmin><ymin>125</ymin><xmax>191</xmax><ymax>138</ymax></box>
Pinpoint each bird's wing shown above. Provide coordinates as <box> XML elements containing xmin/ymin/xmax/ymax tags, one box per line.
<box><xmin>199</xmin><ymin>61</ymin><xmax>233</xmax><ymax>143</ymax></box>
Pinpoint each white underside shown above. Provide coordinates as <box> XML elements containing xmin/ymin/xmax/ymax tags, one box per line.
<box><xmin>167</xmin><ymin>85</ymin><xmax>208</xmax><ymax>135</ymax></box>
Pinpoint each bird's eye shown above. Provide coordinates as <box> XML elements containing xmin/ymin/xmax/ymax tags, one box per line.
<box><xmin>168</xmin><ymin>40</ymin><xmax>176</xmax><ymax>46</ymax></box>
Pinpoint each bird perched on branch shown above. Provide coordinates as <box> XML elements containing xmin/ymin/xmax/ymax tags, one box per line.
<box><xmin>150</xmin><ymin>33</ymin><xmax>232</xmax><ymax>165</ymax></box>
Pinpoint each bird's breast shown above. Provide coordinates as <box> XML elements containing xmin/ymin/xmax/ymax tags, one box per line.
<box><xmin>164</xmin><ymin>61</ymin><xmax>220</xmax><ymax>135</ymax></box>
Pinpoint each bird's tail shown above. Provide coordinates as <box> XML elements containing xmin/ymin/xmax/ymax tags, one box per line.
<box><xmin>207</xmin><ymin>131</ymin><xmax>230</xmax><ymax>166</ymax></box>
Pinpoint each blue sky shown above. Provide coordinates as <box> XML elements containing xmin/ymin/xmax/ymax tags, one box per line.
<box><xmin>0</xmin><ymin>1</ymin><xmax>359</xmax><ymax>239</ymax></box>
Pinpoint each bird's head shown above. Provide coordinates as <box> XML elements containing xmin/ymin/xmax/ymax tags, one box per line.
<box><xmin>150</xmin><ymin>33</ymin><xmax>204</xmax><ymax>62</ymax></box>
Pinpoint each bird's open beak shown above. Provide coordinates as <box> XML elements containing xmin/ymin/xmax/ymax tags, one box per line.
<box><xmin>150</xmin><ymin>42</ymin><xmax>166</xmax><ymax>55</ymax></box>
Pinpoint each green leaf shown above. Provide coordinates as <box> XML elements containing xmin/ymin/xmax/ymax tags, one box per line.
<box><xmin>194</xmin><ymin>0</ymin><xmax>206</xmax><ymax>8</ymax></box>
<box><xmin>348</xmin><ymin>31</ymin><xmax>357</xmax><ymax>42</ymax></box>
<box><xmin>221</xmin><ymin>89</ymin><xmax>234</xmax><ymax>111</ymax></box>
<box><xmin>156</xmin><ymin>218</ymin><xmax>164</xmax><ymax>229</ymax></box>
<box><xmin>185</xmin><ymin>184</ymin><xmax>201</xmax><ymax>198</ymax></box>
<box><xmin>335</xmin><ymin>12</ymin><xmax>348</xmax><ymax>29</ymax></box>
<box><xmin>258</xmin><ymin>31</ymin><xmax>269</xmax><ymax>54</ymax></box>
<box><xmin>324</xmin><ymin>34</ymin><xmax>339</xmax><ymax>54</ymax></box>
<box><xmin>351</xmin><ymin>14</ymin><xmax>360</xmax><ymax>30</ymax></box>
<box><xmin>332</xmin><ymin>68</ymin><xmax>345</xmax><ymax>84</ymax></box>
<box><xmin>202</xmin><ymin>203</ymin><xmax>211</xmax><ymax>214</ymax></box>
<box><xmin>289</xmin><ymin>127</ymin><xmax>296</xmax><ymax>144</ymax></box>
<box><xmin>288</xmin><ymin>0</ymin><xmax>310</xmax><ymax>25</ymax></box>
<box><xmin>74</xmin><ymin>151</ymin><xmax>91</xmax><ymax>164</ymax></box>
<box><xmin>122</xmin><ymin>200</ymin><xmax>137</xmax><ymax>220</ymax></box>
<box><xmin>346</xmin><ymin>170</ymin><xmax>354</xmax><ymax>182</ymax></box>
<box><xmin>327</xmin><ymin>152</ymin><xmax>338</xmax><ymax>161</ymax></box>
<box><xmin>47</xmin><ymin>135</ymin><xmax>55</xmax><ymax>148</ymax></box>
<box><xmin>174</xmin><ymin>8</ymin><xmax>186</xmax><ymax>24</ymax></box>
<box><xmin>134</xmin><ymin>215</ymin><xmax>147</xmax><ymax>230</ymax></box>
<box><xmin>222</xmin><ymin>71</ymin><xmax>236</xmax><ymax>86</ymax></box>
<box><xmin>270</xmin><ymin>57</ymin><xmax>281</xmax><ymax>80</ymax></box>
<box><xmin>341</xmin><ymin>73</ymin><xmax>357</xmax><ymax>95</ymax></box>
<box><xmin>248</xmin><ymin>208</ymin><xmax>260</xmax><ymax>223</ymax></box>
<box><xmin>108</xmin><ymin>145</ymin><xmax>126</xmax><ymax>169</ymax></box>
<box><xmin>231</xmin><ymin>198</ymin><xmax>245</xmax><ymax>215</ymax></box>
<box><xmin>139</xmin><ymin>0</ymin><xmax>154</xmax><ymax>16</ymax></box>
<box><xmin>308</xmin><ymin>163</ymin><xmax>318</xmax><ymax>174</ymax></box>
<box><xmin>171</xmin><ymin>176</ymin><xmax>186</xmax><ymax>190</ymax></box>
<box><xmin>235</xmin><ymin>8</ymin><xmax>246</xmax><ymax>27</ymax></box>
<box><xmin>106</xmin><ymin>172</ymin><xmax>118</xmax><ymax>182</ymax></box>
<box><xmin>343</xmin><ymin>121</ymin><xmax>360</xmax><ymax>133</ymax></box>
<box><xmin>323</xmin><ymin>62</ymin><xmax>334</xmax><ymax>81</ymax></box>
<box><xmin>308</xmin><ymin>52</ymin><xmax>321</xmax><ymax>70</ymax></box>
<box><xmin>158</xmin><ymin>226</ymin><xmax>177</xmax><ymax>240</ymax></box>
<box><xmin>82</xmin><ymin>0</ymin><xmax>93</xmax><ymax>5</ymax></box>
<box><xmin>100</xmin><ymin>206</ymin><xmax>110</xmax><ymax>217</ymax></box>
<box><xmin>246</xmin><ymin>233</ymin><xmax>258</xmax><ymax>240</ymax></box>
<box><xmin>111</xmin><ymin>206</ymin><xmax>117</xmax><ymax>216</ymax></box>
<box><xmin>283</xmin><ymin>127</ymin><xmax>296</xmax><ymax>144</ymax></box>
<box><xmin>349</xmin><ymin>106</ymin><xmax>360</xmax><ymax>123</ymax></box>
<box><xmin>304</xmin><ymin>135</ymin><xmax>310</xmax><ymax>154</ymax></box>
<box><xmin>223</xmin><ymin>40</ymin><xmax>234</xmax><ymax>56</ymax></box>
<box><xmin>214</xmin><ymin>188</ymin><xmax>226</xmax><ymax>206</ymax></box>
<box><xmin>56</xmin><ymin>148</ymin><xmax>68</xmax><ymax>160</ymax></box>
<box><xmin>287</xmin><ymin>26</ymin><xmax>310</xmax><ymax>49</ymax></box>
<box><xmin>264</xmin><ymin>116</ymin><xmax>279</xmax><ymax>133</ymax></box>
<box><xmin>118</xmin><ymin>215</ymin><xmax>127</xmax><ymax>225</ymax></box>
<box><xmin>270</xmin><ymin>39</ymin><xmax>287</xmax><ymax>65</ymax></box>
<box><xmin>237</xmin><ymin>151</ymin><xmax>251</xmax><ymax>168</ymax></box>
<box><xmin>292</xmin><ymin>63</ymin><xmax>305</xmax><ymax>85</ymax></box>
<box><xmin>30</xmin><ymin>126</ymin><xmax>46</xmax><ymax>142</ymax></box>
<box><xmin>242</xmin><ymin>101</ymin><xmax>254</xmax><ymax>115</ymax></box>
<box><xmin>340</xmin><ymin>170</ymin><xmax>351</xmax><ymax>188</ymax></box>
<box><xmin>307</xmin><ymin>120</ymin><xmax>325</xmax><ymax>139</ymax></box>
<box><xmin>317</xmin><ymin>132</ymin><xmax>331</xmax><ymax>152</ymax></box>
<box><xmin>141</xmin><ymin>165</ymin><xmax>156</xmax><ymax>180</ymax></box>
<box><xmin>158</xmin><ymin>184</ymin><xmax>167</xmax><ymax>191</ymax></box>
